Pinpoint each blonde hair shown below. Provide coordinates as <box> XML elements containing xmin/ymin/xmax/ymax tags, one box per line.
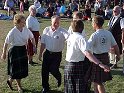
<box><xmin>13</xmin><ymin>14</ymin><xmax>25</xmax><ymax>26</ymax></box>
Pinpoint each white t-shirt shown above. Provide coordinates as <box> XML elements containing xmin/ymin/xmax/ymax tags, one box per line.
<box><xmin>26</xmin><ymin>15</ymin><xmax>40</xmax><ymax>31</ymax></box>
<box><xmin>88</xmin><ymin>29</ymin><xmax>117</xmax><ymax>54</ymax></box>
<box><xmin>66</xmin><ymin>32</ymin><xmax>90</xmax><ymax>62</ymax></box>
<box><xmin>41</xmin><ymin>26</ymin><xmax>69</xmax><ymax>52</ymax></box>
<box><xmin>5</xmin><ymin>26</ymin><xmax>34</xmax><ymax>46</ymax></box>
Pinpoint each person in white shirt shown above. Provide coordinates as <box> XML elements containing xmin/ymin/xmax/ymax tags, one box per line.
<box><xmin>67</xmin><ymin>11</ymin><xmax>91</xmax><ymax>92</ymax></box>
<box><xmin>65</xmin><ymin>19</ymin><xmax>110</xmax><ymax>93</ymax></box>
<box><xmin>68</xmin><ymin>11</ymin><xmax>86</xmax><ymax>38</ymax></box>
<box><xmin>1</xmin><ymin>14</ymin><xmax>36</xmax><ymax>93</ymax></box>
<box><xmin>38</xmin><ymin>15</ymin><xmax>69</xmax><ymax>93</ymax></box>
<box><xmin>34</xmin><ymin>0</ymin><xmax>41</xmax><ymax>9</ymax></box>
<box><xmin>88</xmin><ymin>15</ymin><xmax>120</xmax><ymax>93</ymax></box>
<box><xmin>26</xmin><ymin>5</ymin><xmax>40</xmax><ymax>65</ymax></box>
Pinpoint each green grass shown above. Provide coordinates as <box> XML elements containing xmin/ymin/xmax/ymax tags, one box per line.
<box><xmin>0</xmin><ymin>10</ymin><xmax>124</xmax><ymax>93</ymax></box>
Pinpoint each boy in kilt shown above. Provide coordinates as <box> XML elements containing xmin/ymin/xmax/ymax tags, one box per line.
<box><xmin>64</xmin><ymin>20</ymin><xmax>110</xmax><ymax>93</ymax></box>
<box><xmin>88</xmin><ymin>15</ymin><xmax>120</xmax><ymax>93</ymax></box>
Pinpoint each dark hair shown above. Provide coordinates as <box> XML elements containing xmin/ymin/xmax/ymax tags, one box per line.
<box><xmin>73</xmin><ymin>11</ymin><xmax>83</xmax><ymax>20</ymax></box>
<box><xmin>71</xmin><ymin>20</ymin><xmax>84</xmax><ymax>33</ymax></box>
<box><xmin>92</xmin><ymin>15</ymin><xmax>104</xmax><ymax>27</ymax></box>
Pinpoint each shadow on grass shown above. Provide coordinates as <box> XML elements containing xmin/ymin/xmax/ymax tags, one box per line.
<box><xmin>111</xmin><ymin>69</ymin><xmax>124</xmax><ymax>76</ymax></box>
<box><xmin>23</xmin><ymin>89</ymin><xmax>64</xmax><ymax>93</ymax></box>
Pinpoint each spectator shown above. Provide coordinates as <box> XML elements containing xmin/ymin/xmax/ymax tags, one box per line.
<box><xmin>108</xmin><ymin>6</ymin><xmax>124</xmax><ymax>68</ymax></box>
<box><xmin>4</xmin><ymin>0</ymin><xmax>17</xmax><ymax>16</ymax></box>
<box><xmin>1</xmin><ymin>14</ymin><xmax>36</xmax><ymax>93</ymax></box>
<box><xmin>36</xmin><ymin>5</ymin><xmax>46</xmax><ymax>17</ymax></box>
<box><xmin>104</xmin><ymin>5</ymin><xmax>112</xmax><ymax>20</ymax></box>
<box><xmin>34</xmin><ymin>0</ymin><xmax>41</xmax><ymax>9</ymax></box>
<box><xmin>83</xmin><ymin>4</ymin><xmax>91</xmax><ymax>20</ymax></box>
<box><xmin>69</xmin><ymin>0</ymin><xmax>80</xmax><ymax>12</ymax></box>
<box><xmin>63</xmin><ymin>6</ymin><xmax>72</xmax><ymax>18</ymax></box>
<box><xmin>19</xmin><ymin>0</ymin><xmax>24</xmax><ymax>14</ymax></box>
<box><xmin>95</xmin><ymin>6</ymin><xmax>105</xmax><ymax>17</ymax></box>
<box><xmin>44</xmin><ymin>3</ymin><xmax>55</xmax><ymax>18</ymax></box>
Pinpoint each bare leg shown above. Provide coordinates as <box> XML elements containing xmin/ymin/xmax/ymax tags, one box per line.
<box><xmin>97</xmin><ymin>83</ymin><xmax>106</xmax><ymax>93</ymax></box>
<box><xmin>15</xmin><ymin>79</ymin><xmax>22</xmax><ymax>90</ymax></box>
<box><xmin>93</xmin><ymin>82</ymin><xmax>99</xmax><ymax>93</ymax></box>
<box><xmin>8</xmin><ymin>78</ymin><xmax>14</xmax><ymax>84</ymax></box>
<box><xmin>7</xmin><ymin>78</ymin><xmax>14</xmax><ymax>90</ymax></box>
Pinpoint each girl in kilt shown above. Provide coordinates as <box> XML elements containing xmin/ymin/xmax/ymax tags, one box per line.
<box><xmin>1</xmin><ymin>14</ymin><xmax>36</xmax><ymax>93</ymax></box>
<box><xmin>88</xmin><ymin>15</ymin><xmax>120</xmax><ymax>93</ymax></box>
<box><xmin>65</xmin><ymin>20</ymin><xmax>110</xmax><ymax>93</ymax></box>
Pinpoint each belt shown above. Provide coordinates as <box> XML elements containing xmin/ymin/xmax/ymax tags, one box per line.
<box><xmin>93</xmin><ymin>52</ymin><xmax>108</xmax><ymax>55</ymax></box>
<box><xmin>46</xmin><ymin>49</ymin><xmax>62</xmax><ymax>54</ymax></box>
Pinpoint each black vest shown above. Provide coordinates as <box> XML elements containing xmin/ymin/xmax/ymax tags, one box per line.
<box><xmin>108</xmin><ymin>17</ymin><xmax>122</xmax><ymax>54</ymax></box>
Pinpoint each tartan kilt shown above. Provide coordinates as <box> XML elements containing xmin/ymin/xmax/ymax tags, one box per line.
<box><xmin>88</xmin><ymin>53</ymin><xmax>112</xmax><ymax>83</ymax></box>
<box><xmin>64</xmin><ymin>61</ymin><xmax>88</xmax><ymax>93</ymax></box>
<box><xmin>8</xmin><ymin>46</ymin><xmax>28</xmax><ymax>79</ymax></box>
<box><xmin>27</xmin><ymin>31</ymin><xmax>40</xmax><ymax>56</ymax></box>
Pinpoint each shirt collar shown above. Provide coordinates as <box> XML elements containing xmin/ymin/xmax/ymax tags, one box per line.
<box><xmin>50</xmin><ymin>26</ymin><xmax>60</xmax><ymax>32</ymax></box>
<box><xmin>114</xmin><ymin>14</ymin><xmax>120</xmax><ymax>18</ymax></box>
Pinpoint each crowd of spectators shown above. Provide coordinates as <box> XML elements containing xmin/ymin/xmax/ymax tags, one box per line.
<box><xmin>0</xmin><ymin>0</ymin><xmax>124</xmax><ymax>20</ymax></box>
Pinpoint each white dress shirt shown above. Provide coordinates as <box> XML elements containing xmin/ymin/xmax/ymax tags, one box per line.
<box><xmin>41</xmin><ymin>26</ymin><xmax>69</xmax><ymax>52</ymax></box>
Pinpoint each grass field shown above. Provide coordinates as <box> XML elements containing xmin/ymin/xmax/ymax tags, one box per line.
<box><xmin>0</xmin><ymin>9</ymin><xmax>124</xmax><ymax>93</ymax></box>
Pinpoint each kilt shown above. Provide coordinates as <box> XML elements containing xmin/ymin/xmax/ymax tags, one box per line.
<box><xmin>64</xmin><ymin>61</ymin><xmax>88</xmax><ymax>93</ymax></box>
<box><xmin>27</xmin><ymin>31</ymin><xmax>40</xmax><ymax>56</ymax></box>
<box><xmin>8</xmin><ymin>45</ymin><xmax>28</xmax><ymax>79</ymax></box>
<box><xmin>88</xmin><ymin>53</ymin><xmax>112</xmax><ymax>83</ymax></box>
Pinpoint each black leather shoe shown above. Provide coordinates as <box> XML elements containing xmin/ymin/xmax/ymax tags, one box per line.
<box><xmin>42</xmin><ymin>88</ymin><xmax>49</xmax><ymax>93</ymax></box>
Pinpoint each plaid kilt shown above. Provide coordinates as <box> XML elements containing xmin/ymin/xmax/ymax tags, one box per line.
<box><xmin>87</xmin><ymin>53</ymin><xmax>112</xmax><ymax>83</ymax></box>
<box><xmin>27</xmin><ymin>31</ymin><xmax>40</xmax><ymax>56</ymax></box>
<box><xmin>64</xmin><ymin>61</ymin><xmax>88</xmax><ymax>93</ymax></box>
<box><xmin>8</xmin><ymin>46</ymin><xmax>28</xmax><ymax>79</ymax></box>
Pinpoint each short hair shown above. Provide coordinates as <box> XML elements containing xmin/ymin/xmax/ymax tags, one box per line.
<box><xmin>113</xmin><ymin>5</ymin><xmax>121</xmax><ymax>13</ymax></box>
<box><xmin>51</xmin><ymin>15</ymin><xmax>61</xmax><ymax>20</ymax></box>
<box><xmin>73</xmin><ymin>11</ymin><xmax>83</xmax><ymax>20</ymax></box>
<box><xmin>13</xmin><ymin>14</ymin><xmax>25</xmax><ymax>26</ymax></box>
<box><xmin>92</xmin><ymin>15</ymin><xmax>104</xmax><ymax>27</ymax></box>
<box><xmin>28</xmin><ymin>5</ymin><xmax>36</xmax><ymax>13</ymax></box>
<box><xmin>71</xmin><ymin>20</ymin><xmax>84</xmax><ymax>33</ymax></box>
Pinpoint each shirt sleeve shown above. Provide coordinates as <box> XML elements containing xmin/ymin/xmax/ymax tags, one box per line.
<box><xmin>26</xmin><ymin>17</ymin><xmax>32</xmax><ymax>29</ymax></box>
<box><xmin>88</xmin><ymin>33</ymin><xmax>96</xmax><ymax>52</ymax></box>
<box><xmin>40</xmin><ymin>27</ymin><xmax>47</xmax><ymax>44</ymax></box>
<box><xmin>28</xmin><ymin>29</ymin><xmax>34</xmax><ymax>39</ymax></box>
<box><xmin>120</xmin><ymin>18</ymin><xmax>124</xmax><ymax>29</ymax></box>
<box><xmin>78</xmin><ymin>37</ymin><xmax>90</xmax><ymax>53</ymax></box>
<box><xmin>5</xmin><ymin>30</ymin><xmax>13</xmax><ymax>44</ymax></box>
